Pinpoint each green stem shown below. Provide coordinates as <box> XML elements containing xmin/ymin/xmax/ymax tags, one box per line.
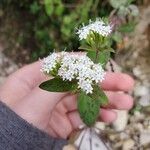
<box><xmin>94</xmin><ymin>49</ymin><xmax>99</xmax><ymax>63</ymax></box>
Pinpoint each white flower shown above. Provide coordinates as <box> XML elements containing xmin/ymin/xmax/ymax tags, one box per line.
<box><xmin>41</xmin><ymin>52</ymin><xmax>106</xmax><ymax>94</ymax></box>
<box><xmin>41</xmin><ymin>53</ymin><xmax>58</xmax><ymax>74</ymax></box>
<box><xmin>78</xmin><ymin>79</ymin><xmax>93</xmax><ymax>94</ymax></box>
<box><xmin>76</xmin><ymin>19</ymin><xmax>112</xmax><ymax>40</ymax></box>
<box><xmin>91</xmin><ymin>64</ymin><xmax>105</xmax><ymax>83</ymax></box>
<box><xmin>41</xmin><ymin>52</ymin><xmax>66</xmax><ymax>73</ymax></box>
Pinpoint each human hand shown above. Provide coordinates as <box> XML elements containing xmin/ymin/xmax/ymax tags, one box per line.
<box><xmin>0</xmin><ymin>61</ymin><xmax>134</xmax><ymax>139</ymax></box>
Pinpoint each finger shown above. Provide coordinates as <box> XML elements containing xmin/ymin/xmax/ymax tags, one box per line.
<box><xmin>49</xmin><ymin>111</ymin><xmax>73</xmax><ymax>139</ymax></box>
<box><xmin>68</xmin><ymin>109</ymin><xmax>117</xmax><ymax>128</ymax></box>
<box><xmin>57</xmin><ymin>91</ymin><xmax>133</xmax><ymax>114</ymax></box>
<box><xmin>67</xmin><ymin>111</ymin><xmax>84</xmax><ymax>129</ymax></box>
<box><xmin>100</xmin><ymin>108</ymin><xmax>117</xmax><ymax>123</ymax></box>
<box><xmin>55</xmin><ymin>94</ymin><xmax>77</xmax><ymax>114</ymax></box>
<box><xmin>105</xmin><ymin>91</ymin><xmax>134</xmax><ymax>110</ymax></box>
<box><xmin>101</xmin><ymin>72</ymin><xmax>134</xmax><ymax>92</ymax></box>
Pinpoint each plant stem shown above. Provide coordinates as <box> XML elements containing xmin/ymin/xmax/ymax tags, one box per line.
<box><xmin>95</xmin><ymin>49</ymin><xmax>99</xmax><ymax>63</ymax></box>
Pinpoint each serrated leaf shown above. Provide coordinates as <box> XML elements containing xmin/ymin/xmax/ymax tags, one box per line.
<box><xmin>89</xmin><ymin>85</ymin><xmax>108</xmax><ymax>106</ymax></box>
<box><xmin>39</xmin><ymin>78</ymin><xmax>76</xmax><ymax>92</ymax></box>
<box><xmin>78</xmin><ymin>92</ymin><xmax>100</xmax><ymax>126</ymax></box>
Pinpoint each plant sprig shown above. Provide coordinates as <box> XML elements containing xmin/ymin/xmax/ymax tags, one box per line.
<box><xmin>40</xmin><ymin>18</ymin><xmax>114</xmax><ymax>126</ymax></box>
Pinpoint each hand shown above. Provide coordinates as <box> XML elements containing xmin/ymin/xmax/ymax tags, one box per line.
<box><xmin>0</xmin><ymin>61</ymin><xmax>134</xmax><ymax>139</ymax></box>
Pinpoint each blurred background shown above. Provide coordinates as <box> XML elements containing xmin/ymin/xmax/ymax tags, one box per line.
<box><xmin>0</xmin><ymin>0</ymin><xmax>149</xmax><ymax>149</ymax></box>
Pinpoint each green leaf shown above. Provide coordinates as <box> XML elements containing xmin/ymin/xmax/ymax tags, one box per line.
<box><xmin>118</xmin><ymin>22</ymin><xmax>136</xmax><ymax>33</ymax></box>
<box><xmin>89</xmin><ymin>85</ymin><xmax>109</xmax><ymax>106</ymax></box>
<box><xmin>107</xmin><ymin>48</ymin><xmax>115</xmax><ymax>53</ymax></box>
<box><xmin>87</xmin><ymin>50</ymin><xmax>111</xmax><ymax>66</ymax></box>
<box><xmin>39</xmin><ymin>78</ymin><xmax>77</xmax><ymax>92</ymax></box>
<box><xmin>78</xmin><ymin>46</ymin><xmax>93</xmax><ymax>51</ymax></box>
<box><xmin>99</xmin><ymin>51</ymin><xmax>111</xmax><ymax>66</ymax></box>
<box><xmin>55</xmin><ymin>3</ymin><xmax>64</xmax><ymax>16</ymax></box>
<box><xmin>78</xmin><ymin>92</ymin><xmax>100</xmax><ymax>126</ymax></box>
<box><xmin>127</xmin><ymin>0</ymin><xmax>136</xmax><ymax>5</ymax></box>
<box><xmin>44</xmin><ymin>0</ymin><xmax>53</xmax><ymax>16</ymax></box>
<box><xmin>112</xmin><ymin>32</ymin><xmax>122</xmax><ymax>43</ymax></box>
<box><xmin>30</xmin><ymin>2</ymin><xmax>40</xmax><ymax>14</ymax></box>
<box><xmin>109</xmin><ymin>0</ymin><xmax>128</xmax><ymax>8</ymax></box>
<box><xmin>87</xmin><ymin>51</ymin><xmax>97</xmax><ymax>62</ymax></box>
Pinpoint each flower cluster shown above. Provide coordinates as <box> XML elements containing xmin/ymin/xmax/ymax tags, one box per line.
<box><xmin>76</xmin><ymin>19</ymin><xmax>112</xmax><ymax>40</ymax></box>
<box><xmin>41</xmin><ymin>52</ymin><xmax>105</xmax><ymax>94</ymax></box>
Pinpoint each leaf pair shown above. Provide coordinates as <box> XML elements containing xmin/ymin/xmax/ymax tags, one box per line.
<box><xmin>79</xmin><ymin>45</ymin><xmax>114</xmax><ymax>66</ymax></box>
<box><xmin>87</xmin><ymin>50</ymin><xmax>112</xmax><ymax>66</ymax></box>
<box><xmin>39</xmin><ymin>79</ymin><xmax>108</xmax><ymax>127</ymax></box>
<box><xmin>78</xmin><ymin>85</ymin><xmax>108</xmax><ymax>126</ymax></box>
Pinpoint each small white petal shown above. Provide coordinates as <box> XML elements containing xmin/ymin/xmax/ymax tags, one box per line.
<box><xmin>77</xmin><ymin>19</ymin><xmax>112</xmax><ymax>40</ymax></box>
<box><xmin>41</xmin><ymin>52</ymin><xmax>106</xmax><ymax>94</ymax></box>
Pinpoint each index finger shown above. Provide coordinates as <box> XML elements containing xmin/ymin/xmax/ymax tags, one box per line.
<box><xmin>101</xmin><ymin>72</ymin><xmax>134</xmax><ymax>92</ymax></box>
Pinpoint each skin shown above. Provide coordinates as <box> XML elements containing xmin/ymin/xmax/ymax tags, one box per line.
<box><xmin>0</xmin><ymin>61</ymin><xmax>134</xmax><ymax>139</ymax></box>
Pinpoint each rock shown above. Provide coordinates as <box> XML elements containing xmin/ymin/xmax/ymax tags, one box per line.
<box><xmin>63</xmin><ymin>144</ymin><xmax>76</xmax><ymax>150</ymax></box>
<box><xmin>140</xmin><ymin>131</ymin><xmax>150</xmax><ymax>145</ymax></box>
<box><xmin>78</xmin><ymin>124</ymin><xmax>85</xmax><ymax>129</ymax></box>
<box><xmin>109</xmin><ymin>134</ymin><xmax>117</xmax><ymax>141</ymax></box>
<box><xmin>134</xmin><ymin>85</ymin><xmax>149</xmax><ymax>97</ymax></box>
<box><xmin>114</xmin><ymin>141</ymin><xmax>123</xmax><ymax>149</ymax></box>
<box><xmin>112</xmin><ymin>110</ymin><xmax>128</xmax><ymax>131</ymax></box>
<box><xmin>133</xmin><ymin>67</ymin><xmax>142</xmax><ymax>77</ymax></box>
<box><xmin>94</xmin><ymin>122</ymin><xmax>105</xmax><ymax>134</ymax></box>
<box><xmin>120</xmin><ymin>132</ymin><xmax>129</xmax><ymax>140</ymax></box>
<box><xmin>134</xmin><ymin>84</ymin><xmax>150</xmax><ymax>106</ymax></box>
<box><xmin>95</xmin><ymin>122</ymin><xmax>105</xmax><ymax>130</ymax></box>
<box><xmin>139</xmin><ymin>94</ymin><xmax>150</xmax><ymax>106</ymax></box>
<box><xmin>134</xmin><ymin>123</ymin><xmax>144</xmax><ymax>132</ymax></box>
<box><xmin>122</xmin><ymin>139</ymin><xmax>135</xmax><ymax>150</ymax></box>
<box><xmin>134</xmin><ymin>111</ymin><xmax>144</xmax><ymax>120</ymax></box>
